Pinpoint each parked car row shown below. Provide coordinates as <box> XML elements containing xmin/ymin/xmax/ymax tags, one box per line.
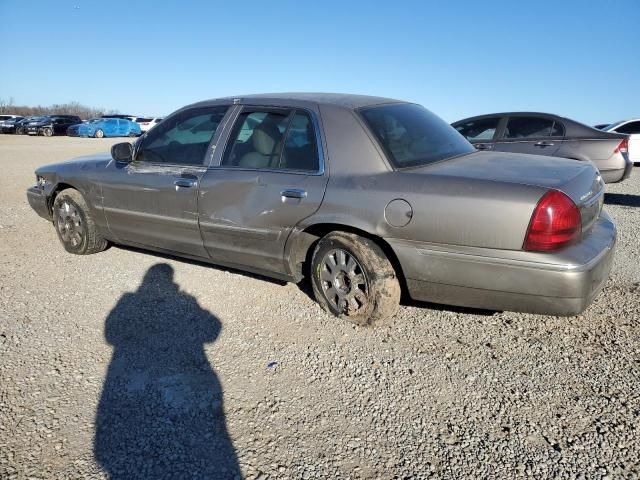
<box><xmin>452</xmin><ymin>112</ymin><xmax>634</xmax><ymax>183</ymax></box>
<box><xmin>0</xmin><ymin>114</ymin><xmax>162</xmax><ymax>137</ymax></box>
<box><xmin>27</xmin><ymin>93</ymin><xmax>622</xmax><ymax>326</ymax></box>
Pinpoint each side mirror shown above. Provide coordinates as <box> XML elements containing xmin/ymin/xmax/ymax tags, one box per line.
<box><xmin>111</xmin><ymin>142</ymin><xmax>133</xmax><ymax>162</ymax></box>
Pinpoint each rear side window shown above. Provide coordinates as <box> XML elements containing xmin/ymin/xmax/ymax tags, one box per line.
<box><xmin>360</xmin><ymin>103</ymin><xmax>474</xmax><ymax>168</ymax></box>
<box><xmin>454</xmin><ymin>117</ymin><xmax>500</xmax><ymax>141</ymax></box>
<box><xmin>504</xmin><ymin>117</ymin><xmax>559</xmax><ymax>139</ymax></box>
<box><xmin>280</xmin><ymin>111</ymin><xmax>320</xmax><ymax>172</ymax></box>
<box><xmin>222</xmin><ymin>109</ymin><xmax>321</xmax><ymax>172</ymax></box>
<box><xmin>616</xmin><ymin>121</ymin><xmax>640</xmax><ymax>134</ymax></box>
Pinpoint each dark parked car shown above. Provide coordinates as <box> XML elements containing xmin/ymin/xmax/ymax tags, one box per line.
<box><xmin>25</xmin><ymin>115</ymin><xmax>82</xmax><ymax>136</ymax></box>
<box><xmin>27</xmin><ymin>94</ymin><xmax>615</xmax><ymax>325</ymax></box>
<box><xmin>0</xmin><ymin>116</ymin><xmax>25</xmax><ymax>133</ymax></box>
<box><xmin>452</xmin><ymin>112</ymin><xmax>632</xmax><ymax>183</ymax></box>
<box><xmin>14</xmin><ymin>116</ymin><xmax>40</xmax><ymax>135</ymax></box>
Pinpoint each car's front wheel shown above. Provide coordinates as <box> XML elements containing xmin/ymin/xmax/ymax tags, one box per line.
<box><xmin>311</xmin><ymin>231</ymin><xmax>400</xmax><ymax>326</ymax></box>
<box><xmin>43</xmin><ymin>127</ymin><xmax>53</xmax><ymax>137</ymax></box>
<box><xmin>94</xmin><ymin>129</ymin><xmax>104</xmax><ymax>138</ymax></box>
<box><xmin>53</xmin><ymin>188</ymin><xmax>108</xmax><ymax>255</ymax></box>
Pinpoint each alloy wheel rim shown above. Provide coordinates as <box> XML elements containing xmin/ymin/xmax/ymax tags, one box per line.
<box><xmin>320</xmin><ymin>249</ymin><xmax>368</xmax><ymax>315</ymax></box>
<box><xmin>57</xmin><ymin>201</ymin><xmax>84</xmax><ymax>247</ymax></box>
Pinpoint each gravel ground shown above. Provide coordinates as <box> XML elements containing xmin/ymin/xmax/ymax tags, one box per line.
<box><xmin>0</xmin><ymin>135</ymin><xmax>639</xmax><ymax>479</ymax></box>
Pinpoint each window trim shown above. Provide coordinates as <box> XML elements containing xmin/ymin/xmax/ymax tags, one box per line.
<box><xmin>210</xmin><ymin>105</ymin><xmax>325</xmax><ymax>176</ymax></box>
<box><xmin>132</xmin><ymin>105</ymin><xmax>232</xmax><ymax>168</ymax></box>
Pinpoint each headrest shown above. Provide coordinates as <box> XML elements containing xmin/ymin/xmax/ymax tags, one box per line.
<box><xmin>252</xmin><ymin>122</ymin><xmax>279</xmax><ymax>155</ymax></box>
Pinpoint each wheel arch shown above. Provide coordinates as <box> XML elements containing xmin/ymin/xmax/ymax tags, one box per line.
<box><xmin>47</xmin><ymin>182</ymin><xmax>78</xmax><ymax>215</ymax></box>
<box><xmin>286</xmin><ymin>222</ymin><xmax>408</xmax><ymax>295</ymax></box>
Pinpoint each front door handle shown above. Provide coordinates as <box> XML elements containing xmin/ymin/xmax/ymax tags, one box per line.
<box><xmin>174</xmin><ymin>178</ymin><xmax>197</xmax><ymax>188</ymax></box>
<box><xmin>534</xmin><ymin>141</ymin><xmax>555</xmax><ymax>147</ymax></box>
<box><xmin>281</xmin><ymin>189</ymin><xmax>307</xmax><ymax>199</ymax></box>
<box><xmin>475</xmin><ymin>143</ymin><xmax>493</xmax><ymax>151</ymax></box>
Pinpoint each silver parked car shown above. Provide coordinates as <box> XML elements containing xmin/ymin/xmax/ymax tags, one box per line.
<box><xmin>452</xmin><ymin>112</ymin><xmax>632</xmax><ymax>183</ymax></box>
<box><xmin>27</xmin><ymin>94</ymin><xmax>616</xmax><ymax>325</ymax></box>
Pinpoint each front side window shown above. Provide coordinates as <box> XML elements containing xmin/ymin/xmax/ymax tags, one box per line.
<box><xmin>360</xmin><ymin>103</ymin><xmax>474</xmax><ymax>168</ymax></box>
<box><xmin>137</xmin><ymin>106</ymin><xmax>229</xmax><ymax>166</ymax></box>
<box><xmin>454</xmin><ymin>117</ymin><xmax>500</xmax><ymax>142</ymax></box>
<box><xmin>504</xmin><ymin>117</ymin><xmax>556</xmax><ymax>139</ymax></box>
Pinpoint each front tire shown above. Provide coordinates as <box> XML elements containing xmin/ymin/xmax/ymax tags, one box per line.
<box><xmin>53</xmin><ymin>189</ymin><xmax>108</xmax><ymax>255</ymax></box>
<box><xmin>43</xmin><ymin>127</ymin><xmax>53</xmax><ymax>137</ymax></box>
<box><xmin>311</xmin><ymin>231</ymin><xmax>400</xmax><ymax>326</ymax></box>
<box><xmin>94</xmin><ymin>129</ymin><xmax>104</xmax><ymax>138</ymax></box>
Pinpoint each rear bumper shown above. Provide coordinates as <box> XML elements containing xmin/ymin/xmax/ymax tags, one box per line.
<box><xmin>600</xmin><ymin>153</ymin><xmax>633</xmax><ymax>183</ymax></box>
<box><xmin>389</xmin><ymin>212</ymin><xmax>616</xmax><ymax>316</ymax></box>
<box><xmin>26</xmin><ymin>186</ymin><xmax>51</xmax><ymax>220</ymax></box>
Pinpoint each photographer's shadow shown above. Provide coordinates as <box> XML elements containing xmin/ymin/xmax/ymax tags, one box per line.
<box><xmin>94</xmin><ymin>263</ymin><xmax>240</xmax><ymax>479</ymax></box>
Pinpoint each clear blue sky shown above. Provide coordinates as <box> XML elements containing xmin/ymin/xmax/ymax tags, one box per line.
<box><xmin>1</xmin><ymin>0</ymin><xmax>638</xmax><ymax>124</ymax></box>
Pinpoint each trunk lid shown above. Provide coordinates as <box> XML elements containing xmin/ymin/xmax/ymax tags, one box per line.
<box><xmin>413</xmin><ymin>151</ymin><xmax>605</xmax><ymax>235</ymax></box>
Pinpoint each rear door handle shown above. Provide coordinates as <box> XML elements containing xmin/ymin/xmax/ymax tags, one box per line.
<box><xmin>281</xmin><ymin>189</ymin><xmax>307</xmax><ymax>199</ymax></box>
<box><xmin>534</xmin><ymin>141</ymin><xmax>555</xmax><ymax>147</ymax></box>
<box><xmin>174</xmin><ymin>178</ymin><xmax>197</xmax><ymax>188</ymax></box>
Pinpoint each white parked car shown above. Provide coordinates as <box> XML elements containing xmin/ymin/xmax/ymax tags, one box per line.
<box><xmin>603</xmin><ymin>119</ymin><xmax>640</xmax><ymax>164</ymax></box>
<box><xmin>134</xmin><ymin>117</ymin><xmax>163</xmax><ymax>133</ymax></box>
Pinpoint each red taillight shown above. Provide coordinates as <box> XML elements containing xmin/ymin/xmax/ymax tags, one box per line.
<box><xmin>614</xmin><ymin>137</ymin><xmax>629</xmax><ymax>154</ymax></box>
<box><xmin>523</xmin><ymin>190</ymin><xmax>581</xmax><ymax>251</ymax></box>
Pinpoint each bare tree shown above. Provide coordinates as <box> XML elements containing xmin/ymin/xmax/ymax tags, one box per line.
<box><xmin>4</xmin><ymin>101</ymin><xmax>120</xmax><ymax>119</ymax></box>
<box><xmin>0</xmin><ymin>97</ymin><xmax>15</xmax><ymax>114</ymax></box>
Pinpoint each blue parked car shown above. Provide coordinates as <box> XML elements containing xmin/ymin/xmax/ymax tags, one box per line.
<box><xmin>67</xmin><ymin>118</ymin><xmax>142</xmax><ymax>138</ymax></box>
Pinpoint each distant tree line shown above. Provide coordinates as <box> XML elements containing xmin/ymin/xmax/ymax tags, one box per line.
<box><xmin>0</xmin><ymin>97</ymin><xmax>120</xmax><ymax>119</ymax></box>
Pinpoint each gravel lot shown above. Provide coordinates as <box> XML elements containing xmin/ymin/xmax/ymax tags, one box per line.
<box><xmin>0</xmin><ymin>135</ymin><xmax>639</xmax><ymax>479</ymax></box>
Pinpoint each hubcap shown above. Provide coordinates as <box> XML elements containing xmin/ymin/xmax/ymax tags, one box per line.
<box><xmin>56</xmin><ymin>201</ymin><xmax>83</xmax><ymax>247</ymax></box>
<box><xmin>320</xmin><ymin>249</ymin><xmax>368</xmax><ymax>315</ymax></box>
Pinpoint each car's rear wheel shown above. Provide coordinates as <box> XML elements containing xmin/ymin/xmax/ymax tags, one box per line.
<box><xmin>15</xmin><ymin>126</ymin><xmax>23</xmax><ymax>135</ymax></box>
<box><xmin>53</xmin><ymin>188</ymin><xmax>108</xmax><ymax>255</ymax></box>
<box><xmin>94</xmin><ymin>129</ymin><xmax>104</xmax><ymax>138</ymax></box>
<box><xmin>311</xmin><ymin>231</ymin><xmax>400</xmax><ymax>326</ymax></box>
<box><xmin>43</xmin><ymin>127</ymin><xmax>53</xmax><ymax>137</ymax></box>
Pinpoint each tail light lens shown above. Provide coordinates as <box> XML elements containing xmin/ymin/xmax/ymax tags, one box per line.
<box><xmin>614</xmin><ymin>137</ymin><xmax>629</xmax><ymax>154</ymax></box>
<box><xmin>523</xmin><ymin>190</ymin><xmax>581</xmax><ymax>251</ymax></box>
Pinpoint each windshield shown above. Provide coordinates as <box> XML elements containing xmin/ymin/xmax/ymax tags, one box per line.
<box><xmin>360</xmin><ymin>103</ymin><xmax>474</xmax><ymax>168</ymax></box>
<box><xmin>88</xmin><ymin>118</ymin><xmax>103</xmax><ymax>124</ymax></box>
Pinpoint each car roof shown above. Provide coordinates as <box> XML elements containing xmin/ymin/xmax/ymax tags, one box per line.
<box><xmin>190</xmin><ymin>92</ymin><xmax>406</xmax><ymax>110</ymax></box>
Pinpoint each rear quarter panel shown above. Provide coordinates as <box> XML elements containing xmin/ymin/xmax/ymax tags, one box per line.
<box><xmin>306</xmin><ymin>105</ymin><xmax>544</xmax><ymax>250</ymax></box>
<box><xmin>556</xmin><ymin>138</ymin><xmax>624</xmax><ymax>171</ymax></box>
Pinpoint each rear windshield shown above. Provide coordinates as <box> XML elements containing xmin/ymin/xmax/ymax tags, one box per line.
<box><xmin>360</xmin><ymin>103</ymin><xmax>474</xmax><ymax>168</ymax></box>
